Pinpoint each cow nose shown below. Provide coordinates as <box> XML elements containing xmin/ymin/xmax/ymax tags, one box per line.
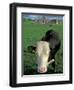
<box><xmin>38</xmin><ymin>67</ymin><xmax>47</xmax><ymax>73</ymax></box>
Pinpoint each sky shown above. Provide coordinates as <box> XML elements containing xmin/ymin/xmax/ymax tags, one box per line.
<box><xmin>22</xmin><ymin>14</ymin><xmax>63</xmax><ymax>20</ymax></box>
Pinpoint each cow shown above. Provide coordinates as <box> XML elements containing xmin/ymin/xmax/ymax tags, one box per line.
<box><xmin>27</xmin><ymin>30</ymin><xmax>61</xmax><ymax>73</ymax></box>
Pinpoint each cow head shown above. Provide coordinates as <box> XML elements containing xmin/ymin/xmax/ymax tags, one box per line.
<box><xmin>36</xmin><ymin>41</ymin><xmax>50</xmax><ymax>73</ymax></box>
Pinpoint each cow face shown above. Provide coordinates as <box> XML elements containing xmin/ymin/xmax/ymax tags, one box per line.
<box><xmin>36</xmin><ymin>41</ymin><xmax>50</xmax><ymax>73</ymax></box>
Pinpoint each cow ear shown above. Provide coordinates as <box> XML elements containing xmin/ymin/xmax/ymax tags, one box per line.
<box><xmin>27</xmin><ymin>46</ymin><xmax>36</xmax><ymax>54</ymax></box>
<box><xmin>41</xmin><ymin>37</ymin><xmax>45</xmax><ymax>40</ymax></box>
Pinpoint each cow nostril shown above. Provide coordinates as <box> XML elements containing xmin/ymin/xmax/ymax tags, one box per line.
<box><xmin>38</xmin><ymin>67</ymin><xmax>47</xmax><ymax>73</ymax></box>
<box><xmin>40</xmin><ymin>67</ymin><xmax>45</xmax><ymax>71</ymax></box>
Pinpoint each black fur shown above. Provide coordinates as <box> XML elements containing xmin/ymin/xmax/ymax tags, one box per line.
<box><xmin>41</xmin><ymin>30</ymin><xmax>61</xmax><ymax>61</ymax></box>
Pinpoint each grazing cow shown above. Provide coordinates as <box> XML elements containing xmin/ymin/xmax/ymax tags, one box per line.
<box><xmin>27</xmin><ymin>30</ymin><xmax>61</xmax><ymax>73</ymax></box>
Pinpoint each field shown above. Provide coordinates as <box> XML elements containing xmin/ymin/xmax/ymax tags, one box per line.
<box><xmin>22</xmin><ymin>19</ymin><xmax>63</xmax><ymax>75</ymax></box>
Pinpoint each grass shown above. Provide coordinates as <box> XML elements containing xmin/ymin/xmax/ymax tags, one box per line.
<box><xmin>22</xmin><ymin>19</ymin><xmax>63</xmax><ymax>75</ymax></box>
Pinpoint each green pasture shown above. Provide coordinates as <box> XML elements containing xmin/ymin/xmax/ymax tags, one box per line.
<box><xmin>22</xmin><ymin>19</ymin><xmax>63</xmax><ymax>75</ymax></box>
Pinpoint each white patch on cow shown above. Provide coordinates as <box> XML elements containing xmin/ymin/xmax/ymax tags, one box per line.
<box><xmin>36</xmin><ymin>41</ymin><xmax>50</xmax><ymax>73</ymax></box>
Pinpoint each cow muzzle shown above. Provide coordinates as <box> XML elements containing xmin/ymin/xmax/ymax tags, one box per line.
<box><xmin>38</xmin><ymin>67</ymin><xmax>47</xmax><ymax>73</ymax></box>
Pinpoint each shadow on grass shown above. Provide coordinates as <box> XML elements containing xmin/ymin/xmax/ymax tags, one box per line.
<box><xmin>24</xmin><ymin>67</ymin><xmax>63</xmax><ymax>75</ymax></box>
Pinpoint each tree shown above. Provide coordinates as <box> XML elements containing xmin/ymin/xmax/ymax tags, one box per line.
<box><xmin>56</xmin><ymin>16</ymin><xmax>59</xmax><ymax>24</ymax></box>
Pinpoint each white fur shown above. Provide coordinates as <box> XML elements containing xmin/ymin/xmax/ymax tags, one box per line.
<box><xmin>48</xmin><ymin>59</ymin><xmax>55</xmax><ymax>65</ymax></box>
<box><xmin>36</xmin><ymin>41</ymin><xmax>50</xmax><ymax>73</ymax></box>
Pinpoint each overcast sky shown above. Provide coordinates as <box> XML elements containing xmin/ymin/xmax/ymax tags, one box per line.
<box><xmin>22</xmin><ymin>14</ymin><xmax>63</xmax><ymax>20</ymax></box>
